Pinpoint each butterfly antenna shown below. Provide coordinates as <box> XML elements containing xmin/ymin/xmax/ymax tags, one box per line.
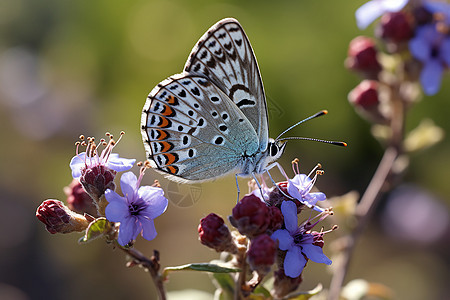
<box><xmin>275</xmin><ymin>110</ymin><xmax>329</xmax><ymax>141</ymax></box>
<box><xmin>277</xmin><ymin>136</ymin><xmax>347</xmax><ymax>147</ymax></box>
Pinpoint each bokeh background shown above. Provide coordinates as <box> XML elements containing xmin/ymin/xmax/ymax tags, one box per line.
<box><xmin>1</xmin><ymin>0</ymin><xmax>449</xmax><ymax>299</ymax></box>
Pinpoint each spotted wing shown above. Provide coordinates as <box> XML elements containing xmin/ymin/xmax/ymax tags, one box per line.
<box><xmin>184</xmin><ymin>18</ymin><xmax>269</xmax><ymax>151</ymax></box>
<box><xmin>141</xmin><ymin>74</ymin><xmax>260</xmax><ymax>183</ymax></box>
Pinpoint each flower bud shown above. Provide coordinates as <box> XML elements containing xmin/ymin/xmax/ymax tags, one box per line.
<box><xmin>36</xmin><ymin>200</ymin><xmax>90</xmax><ymax>234</ymax></box>
<box><xmin>247</xmin><ymin>234</ymin><xmax>276</xmax><ymax>275</ymax></box>
<box><xmin>348</xmin><ymin>80</ymin><xmax>387</xmax><ymax>123</ymax></box>
<box><xmin>349</xmin><ymin>80</ymin><xmax>379</xmax><ymax>108</ymax></box>
<box><xmin>272</xmin><ymin>269</ymin><xmax>303</xmax><ymax>299</ymax></box>
<box><xmin>268</xmin><ymin>206</ymin><xmax>284</xmax><ymax>232</ymax></box>
<box><xmin>198</xmin><ymin>213</ymin><xmax>237</xmax><ymax>253</ymax></box>
<box><xmin>230</xmin><ymin>194</ymin><xmax>270</xmax><ymax>238</ymax></box>
<box><xmin>64</xmin><ymin>179</ymin><xmax>98</xmax><ymax>216</ymax></box>
<box><xmin>378</xmin><ymin>12</ymin><xmax>413</xmax><ymax>42</ymax></box>
<box><xmin>267</xmin><ymin>182</ymin><xmax>290</xmax><ymax>207</ymax></box>
<box><xmin>345</xmin><ymin>36</ymin><xmax>381</xmax><ymax>79</ymax></box>
<box><xmin>80</xmin><ymin>165</ymin><xmax>116</xmax><ymax>202</ymax></box>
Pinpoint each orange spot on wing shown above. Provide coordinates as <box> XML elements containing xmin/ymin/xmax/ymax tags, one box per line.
<box><xmin>164</xmin><ymin>153</ymin><xmax>178</xmax><ymax>165</ymax></box>
<box><xmin>156</xmin><ymin>129</ymin><xmax>168</xmax><ymax>140</ymax></box>
<box><xmin>159</xmin><ymin>142</ymin><xmax>173</xmax><ymax>153</ymax></box>
<box><xmin>162</xmin><ymin>105</ymin><xmax>174</xmax><ymax>116</ymax></box>
<box><xmin>158</xmin><ymin>116</ymin><xmax>170</xmax><ymax>128</ymax></box>
<box><xmin>167</xmin><ymin>95</ymin><xmax>176</xmax><ymax>105</ymax></box>
<box><xmin>166</xmin><ymin>165</ymin><xmax>178</xmax><ymax>175</ymax></box>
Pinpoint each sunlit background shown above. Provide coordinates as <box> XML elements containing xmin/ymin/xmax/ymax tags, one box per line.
<box><xmin>1</xmin><ymin>0</ymin><xmax>449</xmax><ymax>299</ymax></box>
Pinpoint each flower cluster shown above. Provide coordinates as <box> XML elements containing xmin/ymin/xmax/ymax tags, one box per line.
<box><xmin>197</xmin><ymin>160</ymin><xmax>334</xmax><ymax>298</ymax></box>
<box><xmin>36</xmin><ymin>133</ymin><xmax>168</xmax><ymax>248</ymax></box>
<box><xmin>347</xmin><ymin>0</ymin><xmax>450</xmax><ymax>123</ymax></box>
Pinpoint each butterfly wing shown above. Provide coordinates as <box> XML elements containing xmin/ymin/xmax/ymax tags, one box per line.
<box><xmin>184</xmin><ymin>18</ymin><xmax>269</xmax><ymax>152</ymax></box>
<box><xmin>141</xmin><ymin>74</ymin><xmax>260</xmax><ymax>183</ymax></box>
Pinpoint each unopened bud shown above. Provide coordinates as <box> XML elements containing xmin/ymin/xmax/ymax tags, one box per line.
<box><xmin>36</xmin><ymin>200</ymin><xmax>90</xmax><ymax>234</ymax></box>
<box><xmin>229</xmin><ymin>194</ymin><xmax>270</xmax><ymax>238</ymax></box>
<box><xmin>198</xmin><ymin>213</ymin><xmax>237</xmax><ymax>253</ymax></box>
<box><xmin>272</xmin><ymin>269</ymin><xmax>303</xmax><ymax>299</ymax></box>
<box><xmin>348</xmin><ymin>80</ymin><xmax>387</xmax><ymax>123</ymax></box>
<box><xmin>378</xmin><ymin>12</ymin><xmax>413</xmax><ymax>42</ymax></box>
<box><xmin>247</xmin><ymin>234</ymin><xmax>276</xmax><ymax>275</ymax></box>
<box><xmin>80</xmin><ymin>165</ymin><xmax>116</xmax><ymax>203</ymax></box>
<box><xmin>64</xmin><ymin>179</ymin><xmax>98</xmax><ymax>216</ymax></box>
<box><xmin>345</xmin><ymin>36</ymin><xmax>381</xmax><ymax>79</ymax></box>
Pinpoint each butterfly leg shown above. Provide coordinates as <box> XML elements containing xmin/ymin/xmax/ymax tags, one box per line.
<box><xmin>235</xmin><ymin>173</ymin><xmax>243</xmax><ymax>202</ymax></box>
<box><xmin>250</xmin><ymin>172</ymin><xmax>269</xmax><ymax>201</ymax></box>
<box><xmin>263</xmin><ymin>162</ymin><xmax>293</xmax><ymax>199</ymax></box>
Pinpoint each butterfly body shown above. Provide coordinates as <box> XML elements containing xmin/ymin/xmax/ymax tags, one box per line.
<box><xmin>141</xmin><ymin>18</ymin><xmax>286</xmax><ymax>183</ymax></box>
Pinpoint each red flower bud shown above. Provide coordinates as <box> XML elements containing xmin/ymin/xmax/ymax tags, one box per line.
<box><xmin>267</xmin><ymin>182</ymin><xmax>290</xmax><ymax>207</ymax></box>
<box><xmin>345</xmin><ymin>36</ymin><xmax>381</xmax><ymax>79</ymax></box>
<box><xmin>378</xmin><ymin>12</ymin><xmax>413</xmax><ymax>42</ymax></box>
<box><xmin>268</xmin><ymin>206</ymin><xmax>284</xmax><ymax>232</ymax></box>
<box><xmin>349</xmin><ymin>80</ymin><xmax>379</xmax><ymax>108</ymax></box>
<box><xmin>36</xmin><ymin>200</ymin><xmax>89</xmax><ymax>234</ymax></box>
<box><xmin>80</xmin><ymin>165</ymin><xmax>116</xmax><ymax>201</ymax></box>
<box><xmin>247</xmin><ymin>234</ymin><xmax>276</xmax><ymax>274</ymax></box>
<box><xmin>64</xmin><ymin>179</ymin><xmax>98</xmax><ymax>216</ymax></box>
<box><xmin>349</xmin><ymin>80</ymin><xmax>387</xmax><ymax>124</ymax></box>
<box><xmin>198</xmin><ymin>213</ymin><xmax>236</xmax><ymax>253</ymax></box>
<box><xmin>230</xmin><ymin>194</ymin><xmax>270</xmax><ymax>238</ymax></box>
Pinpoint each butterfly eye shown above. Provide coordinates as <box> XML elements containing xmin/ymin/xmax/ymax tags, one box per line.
<box><xmin>269</xmin><ymin>143</ymin><xmax>278</xmax><ymax>157</ymax></box>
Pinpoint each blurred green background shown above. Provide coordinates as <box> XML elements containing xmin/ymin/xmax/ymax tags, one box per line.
<box><xmin>1</xmin><ymin>0</ymin><xmax>449</xmax><ymax>299</ymax></box>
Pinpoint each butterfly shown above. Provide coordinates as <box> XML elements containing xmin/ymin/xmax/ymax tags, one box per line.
<box><xmin>141</xmin><ymin>18</ymin><xmax>338</xmax><ymax>186</ymax></box>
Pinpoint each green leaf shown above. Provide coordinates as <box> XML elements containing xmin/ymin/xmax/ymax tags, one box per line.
<box><xmin>211</xmin><ymin>272</ymin><xmax>235</xmax><ymax>300</ymax></box>
<box><xmin>284</xmin><ymin>284</ymin><xmax>323</xmax><ymax>300</ymax></box>
<box><xmin>163</xmin><ymin>263</ymin><xmax>239</xmax><ymax>280</ymax></box>
<box><xmin>252</xmin><ymin>284</ymin><xmax>271</xmax><ymax>298</ymax></box>
<box><xmin>78</xmin><ymin>217</ymin><xmax>110</xmax><ymax>244</ymax></box>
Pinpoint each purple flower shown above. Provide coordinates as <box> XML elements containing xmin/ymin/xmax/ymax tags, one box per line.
<box><xmin>271</xmin><ymin>201</ymin><xmax>331</xmax><ymax>278</ymax></box>
<box><xmin>105</xmin><ymin>171</ymin><xmax>168</xmax><ymax>246</ymax></box>
<box><xmin>356</xmin><ymin>0</ymin><xmax>409</xmax><ymax>29</ymax></box>
<box><xmin>409</xmin><ymin>24</ymin><xmax>450</xmax><ymax>95</ymax></box>
<box><xmin>287</xmin><ymin>163</ymin><xmax>326</xmax><ymax>212</ymax></box>
<box><xmin>70</xmin><ymin>145</ymin><xmax>135</xmax><ymax>179</ymax></box>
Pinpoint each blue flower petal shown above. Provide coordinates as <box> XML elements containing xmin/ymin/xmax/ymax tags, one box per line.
<box><xmin>284</xmin><ymin>246</ymin><xmax>307</xmax><ymax>278</ymax></box>
<box><xmin>441</xmin><ymin>38</ymin><xmax>450</xmax><ymax>66</ymax></box>
<box><xmin>409</xmin><ymin>27</ymin><xmax>433</xmax><ymax>62</ymax></box>
<box><xmin>304</xmin><ymin>192</ymin><xmax>326</xmax><ymax>206</ymax></box>
<box><xmin>69</xmin><ymin>153</ymin><xmax>86</xmax><ymax>179</ymax></box>
<box><xmin>105</xmin><ymin>190</ymin><xmax>129</xmax><ymax>222</ymax></box>
<box><xmin>302</xmin><ymin>243</ymin><xmax>332</xmax><ymax>265</ymax></box>
<box><xmin>281</xmin><ymin>201</ymin><xmax>298</xmax><ymax>233</ymax></box>
<box><xmin>424</xmin><ymin>2</ymin><xmax>450</xmax><ymax>20</ymax></box>
<box><xmin>139</xmin><ymin>186</ymin><xmax>168</xmax><ymax>219</ymax></box>
<box><xmin>120</xmin><ymin>172</ymin><xmax>138</xmax><ymax>201</ymax></box>
<box><xmin>420</xmin><ymin>59</ymin><xmax>444</xmax><ymax>96</ymax></box>
<box><xmin>106</xmin><ymin>154</ymin><xmax>136</xmax><ymax>172</ymax></box>
<box><xmin>117</xmin><ymin>216</ymin><xmax>139</xmax><ymax>246</ymax></box>
<box><xmin>272</xmin><ymin>229</ymin><xmax>294</xmax><ymax>251</ymax></box>
<box><xmin>356</xmin><ymin>1</ymin><xmax>385</xmax><ymax>30</ymax></box>
<box><xmin>381</xmin><ymin>0</ymin><xmax>408</xmax><ymax>12</ymax></box>
<box><xmin>287</xmin><ymin>179</ymin><xmax>303</xmax><ymax>200</ymax></box>
<box><xmin>140</xmin><ymin>218</ymin><xmax>157</xmax><ymax>241</ymax></box>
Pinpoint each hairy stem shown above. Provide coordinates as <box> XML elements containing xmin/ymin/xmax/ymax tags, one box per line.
<box><xmin>116</xmin><ymin>243</ymin><xmax>167</xmax><ymax>300</ymax></box>
<box><xmin>327</xmin><ymin>146</ymin><xmax>399</xmax><ymax>300</ymax></box>
<box><xmin>328</xmin><ymin>86</ymin><xmax>405</xmax><ymax>299</ymax></box>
